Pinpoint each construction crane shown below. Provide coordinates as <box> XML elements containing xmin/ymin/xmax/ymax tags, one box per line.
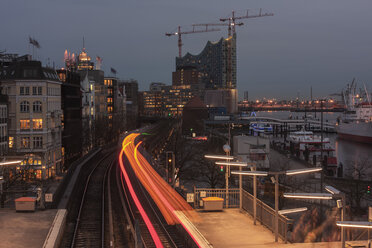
<box><xmin>192</xmin><ymin>22</ymin><xmax>244</xmax><ymax>37</ymax></box>
<box><xmin>165</xmin><ymin>25</ymin><xmax>220</xmax><ymax>58</ymax></box>
<box><xmin>220</xmin><ymin>8</ymin><xmax>274</xmax><ymax>33</ymax></box>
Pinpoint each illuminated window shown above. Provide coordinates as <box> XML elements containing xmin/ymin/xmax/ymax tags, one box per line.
<box><xmin>108</xmin><ymin>115</ymin><xmax>112</xmax><ymax>120</ymax></box>
<box><xmin>20</xmin><ymin>101</ymin><xmax>30</xmax><ymax>112</ymax></box>
<box><xmin>21</xmin><ymin>137</ymin><xmax>30</xmax><ymax>148</ymax></box>
<box><xmin>107</xmin><ymin>106</ymin><xmax>113</xmax><ymax>113</ymax></box>
<box><xmin>90</xmin><ymin>84</ymin><xmax>93</xmax><ymax>91</ymax></box>
<box><xmin>20</xmin><ymin>120</ymin><xmax>30</xmax><ymax>130</ymax></box>
<box><xmin>33</xmin><ymin>136</ymin><xmax>42</xmax><ymax>148</ymax></box>
<box><xmin>32</xmin><ymin>119</ymin><xmax>43</xmax><ymax>129</ymax></box>
<box><xmin>91</xmin><ymin>107</ymin><xmax>94</xmax><ymax>115</ymax></box>
<box><xmin>107</xmin><ymin>98</ymin><xmax>113</xmax><ymax>103</ymax></box>
<box><xmin>9</xmin><ymin>137</ymin><xmax>14</xmax><ymax>148</ymax></box>
<box><xmin>33</xmin><ymin>101</ymin><xmax>42</xmax><ymax>112</ymax></box>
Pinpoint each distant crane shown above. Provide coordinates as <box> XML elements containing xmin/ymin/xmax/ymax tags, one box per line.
<box><xmin>192</xmin><ymin>22</ymin><xmax>244</xmax><ymax>37</ymax></box>
<box><xmin>220</xmin><ymin>8</ymin><xmax>274</xmax><ymax>34</ymax></box>
<box><xmin>165</xmin><ymin>25</ymin><xmax>220</xmax><ymax>58</ymax></box>
<box><xmin>219</xmin><ymin>8</ymin><xmax>274</xmax><ymax>88</ymax></box>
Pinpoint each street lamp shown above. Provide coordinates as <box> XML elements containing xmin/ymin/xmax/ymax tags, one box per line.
<box><xmin>284</xmin><ymin>185</ymin><xmax>346</xmax><ymax>248</ymax></box>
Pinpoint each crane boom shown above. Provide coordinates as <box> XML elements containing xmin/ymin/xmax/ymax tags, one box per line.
<box><xmin>165</xmin><ymin>25</ymin><xmax>220</xmax><ymax>58</ymax></box>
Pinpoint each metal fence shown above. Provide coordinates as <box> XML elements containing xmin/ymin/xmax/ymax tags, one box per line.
<box><xmin>242</xmin><ymin>190</ymin><xmax>290</xmax><ymax>242</ymax></box>
<box><xmin>194</xmin><ymin>188</ymin><xmax>240</xmax><ymax>208</ymax></box>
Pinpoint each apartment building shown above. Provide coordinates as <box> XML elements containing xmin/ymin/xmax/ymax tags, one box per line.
<box><xmin>0</xmin><ymin>58</ymin><xmax>62</xmax><ymax>180</ymax></box>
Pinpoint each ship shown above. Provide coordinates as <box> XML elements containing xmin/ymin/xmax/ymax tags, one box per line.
<box><xmin>336</xmin><ymin>80</ymin><xmax>372</xmax><ymax>144</ymax></box>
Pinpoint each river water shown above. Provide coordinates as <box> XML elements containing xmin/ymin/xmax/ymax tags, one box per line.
<box><xmin>254</xmin><ymin>111</ymin><xmax>372</xmax><ymax>179</ymax></box>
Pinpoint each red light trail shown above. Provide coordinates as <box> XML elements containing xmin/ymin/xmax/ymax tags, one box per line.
<box><xmin>119</xmin><ymin>133</ymin><xmax>202</xmax><ymax>247</ymax></box>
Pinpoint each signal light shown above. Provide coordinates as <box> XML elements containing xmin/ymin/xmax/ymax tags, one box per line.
<box><xmin>220</xmin><ymin>165</ymin><xmax>224</xmax><ymax>172</ymax></box>
<box><xmin>367</xmin><ymin>185</ymin><xmax>371</xmax><ymax>194</ymax></box>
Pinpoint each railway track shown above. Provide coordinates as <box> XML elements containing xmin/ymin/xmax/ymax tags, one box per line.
<box><xmin>69</xmin><ymin>153</ymin><xmax>114</xmax><ymax>248</ymax></box>
<box><xmin>118</xmin><ymin>148</ymin><xmax>185</xmax><ymax>248</ymax></box>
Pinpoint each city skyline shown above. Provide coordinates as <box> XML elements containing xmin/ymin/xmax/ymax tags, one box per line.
<box><xmin>2</xmin><ymin>0</ymin><xmax>372</xmax><ymax>100</ymax></box>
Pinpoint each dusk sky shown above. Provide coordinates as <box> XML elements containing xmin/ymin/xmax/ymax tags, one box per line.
<box><xmin>2</xmin><ymin>0</ymin><xmax>372</xmax><ymax>100</ymax></box>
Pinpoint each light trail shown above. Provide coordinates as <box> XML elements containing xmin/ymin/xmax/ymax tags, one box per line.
<box><xmin>120</xmin><ymin>133</ymin><xmax>203</xmax><ymax>247</ymax></box>
<box><xmin>119</xmin><ymin>138</ymin><xmax>164</xmax><ymax>248</ymax></box>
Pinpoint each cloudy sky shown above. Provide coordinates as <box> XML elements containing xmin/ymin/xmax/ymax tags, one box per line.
<box><xmin>2</xmin><ymin>0</ymin><xmax>372</xmax><ymax>100</ymax></box>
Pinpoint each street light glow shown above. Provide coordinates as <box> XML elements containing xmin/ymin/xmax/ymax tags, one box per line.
<box><xmin>283</xmin><ymin>193</ymin><xmax>333</xmax><ymax>199</ymax></box>
<box><xmin>204</xmin><ymin>155</ymin><xmax>234</xmax><ymax>160</ymax></box>
<box><xmin>0</xmin><ymin>160</ymin><xmax>23</xmax><ymax>166</ymax></box>
<box><xmin>336</xmin><ymin>221</ymin><xmax>372</xmax><ymax>229</ymax></box>
<box><xmin>215</xmin><ymin>161</ymin><xmax>248</xmax><ymax>167</ymax></box>
<box><xmin>278</xmin><ymin>207</ymin><xmax>308</xmax><ymax>215</ymax></box>
<box><xmin>285</xmin><ymin>167</ymin><xmax>322</xmax><ymax>175</ymax></box>
<box><xmin>231</xmin><ymin>171</ymin><xmax>268</xmax><ymax>176</ymax></box>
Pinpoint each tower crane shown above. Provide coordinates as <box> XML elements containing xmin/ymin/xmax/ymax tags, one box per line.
<box><xmin>165</xmin><ymin>25</ymin><xmax>220</xmax><ymax>58</ymax></box>
<box><xmin>220</xmin><ymin>8</ymin><xmax>274</xmax><ymax>34</ymax></box>
<box><xmin>192</xmin><ymin>22</ymin><xmax>244</xmax><ymax>37</ymax></box>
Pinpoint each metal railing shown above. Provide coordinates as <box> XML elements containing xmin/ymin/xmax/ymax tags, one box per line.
<box><xmin>194</xmin><ymin>188</ymin><xmax>240</xmax><ymax>208</ymax></box>
<box><xmin>242</xmin><ymin>190</ymin><xmax>290</xmax><ymax>242</ymax></box>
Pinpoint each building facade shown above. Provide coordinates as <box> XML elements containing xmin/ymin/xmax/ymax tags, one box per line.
<box><xmin>0</xmin><ymin>59</ymin><xmax>62</xmax><ymax>180</ymax></box>
<box><xmin>0</xmin><ymin>94</ymin><xmax>8</xmax><ymax>156</ymax></box>
<box><xmin>57</xmin><ymin>69</ymin><xmax>82</xmax><ymax>168</ymax></box>
<box><xmin>175</xmin><ymin>34</ymin><xmax>236</xmax><ymax>90</ymax></box>
<box><xmin>122</xmin><ymin>80</ymin><xmax>139</xmax><ymax>130</ymax></box>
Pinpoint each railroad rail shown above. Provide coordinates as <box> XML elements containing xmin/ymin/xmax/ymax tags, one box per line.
<box><xmin>70</xmin><ymin>153</ymin><xmax>114</xmax><ymax>248</ymax></box>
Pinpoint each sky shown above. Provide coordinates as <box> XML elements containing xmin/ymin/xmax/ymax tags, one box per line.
<box><xmin>2</xmin><ymin>0</ymin><xmax>372</xmax><ymax>100</ymax></box>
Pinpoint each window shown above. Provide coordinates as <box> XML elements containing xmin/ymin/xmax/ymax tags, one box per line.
<box><xmin>21</xmin><ymin>137</ymin><xmax>30</xmax><ymax>148</ymax></box>
<box><xmin>20</xmin><ymin>120</ymin><xmax>30</xmax><ymax>130</ymax></box>
<box><xmin>20</xmin><ymin>101</ymin><xmax>30</xmax><ymax>112</ymax></box>
<box><xmin>33</xmin><ymin>101</ymin><xmax>42</xmax><ymax>112</ymax></box>
<box><xmin>33</xmin><ymin>136</ymin><xmax>42</xmax><ymax>148</ymax></box>
<box><xmin>25</xmin><ymin>87</ymin><xmax>30</xmax><ymax>95</ymax></box>
<box><xmin>20</xmin><ymin>87</ymin><xmax>24</xmax><ymax>95</ymax></box>
<box><xmin>107</xmin><ymin>98</ymin><xmax>113</xmax><ymax>103</ymax></box>
<box><xmin>38</xmin><ymin>87</ymin><xmax>42</xmax><ymax>95</ymax></box>
<box><xmin>8</xmin><ymin>137</ymin><xmax>13</xmax><ymax>148</ymax></box>
<box><xmin>32</xmin><ymin>119</ymin><xmax>43</xmax><ymax>129</ymax></box>
<box><xmin>32</xmin><ymin>87</ymin><xmax>37</xmax><ymax>95</ymax></box>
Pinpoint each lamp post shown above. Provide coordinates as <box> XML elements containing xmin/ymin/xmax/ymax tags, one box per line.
<box><xmin>232</xmin><ymin>170</ymin><xmax>267</xmax><ymax>225</ymax></box>
<box><xmin>204</xmin><ymin>154</ymin><xmax>234</xmax><ymax>208</ymax></box>
<box><xmin>233</xmin><ymin>167</ymin><xmax>322</xmax><ymax>242</ymax></box>
<box><xmin>284</xmin><ymin>185</ymin><xmax>346</xmax><ymax>248</ymax></box>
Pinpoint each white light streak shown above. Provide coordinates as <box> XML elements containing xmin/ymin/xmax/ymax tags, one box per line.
<box><xmin>215</xmin><ymin>161</ymin><xmax>247</xmax><ymax>167</ymax></box>
<box><xmin>285</xmin><ymin>167</ymin><xmax>322</xmax><ymax>175</ymax></box>
<box><xmin>0</xmin><ymin>160</ymin><xmax>23</xmax><ymax>166</ymax></box>
<box><xmin>231</xmin><ymin>171</ymin><xmax>268</xmax><ymax>176</ymax></box>
<box><xmin>278</xmin><ymin>207</ymin><xmax>308</xmax><ymax>215</ymax></box>
<box><xmin>204</xmin><ymin>155</ymin><xmax>234</xmax><ymax>160</ymax></box>
<box><xmin>283</xmin><ymin>193</ymin><xmax>333</xmax><ymax>200</ymax></box>
<box><xmin>336</xmin><ymin>221</ymin><xmax>372</xmax><ymax>229</ymax></box>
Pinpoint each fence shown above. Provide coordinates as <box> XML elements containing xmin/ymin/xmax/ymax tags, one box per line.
<box><xmin>193</xmin><ymin>187</ymin><xmax>290</xmax><ymax>242</ymax></box>
<box><xmin>242</xmin><ymin>190</ymin><xmax>290</xmax><ymax>242</ymax></box>
<box><xmin>194</xmin><ymin>188</ymin><xmax>240</xmax><ymax>208</ymax></box>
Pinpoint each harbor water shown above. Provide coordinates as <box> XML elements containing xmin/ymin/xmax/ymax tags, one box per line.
<box><xmin>255</xmin><ymin>111</ymin><xmax>372</xmax><ymax>179</ymax></box>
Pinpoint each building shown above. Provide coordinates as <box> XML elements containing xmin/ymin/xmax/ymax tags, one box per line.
<box><xmin>0</xmin><ymin>93</ymin><xmax>8</xmax><ymax>156</ymax></box>
<box><xmin>172</xmin><ymin>66</ymin><xmax>199</xmax><ymax>86</ymax></box>
<box><xmin>80</xmin><ymin>74</ymin><xmax>95</xmax><ymax>151</ymax></box>
<box><xmin>182</xmin><ymin>96</ymin><xmax>208</xmax><ymax>136</ymax></box>
<box><xmin>0</xmin><ymin>57</ymin><xmax>63</xmax><ymax>179</ymax></box>
<box><xmin>75</xmin><ymin>47</ymin><xmax>107</xmax><ymax>146</ymax></box>
<box><xmin>233</xmin><ymin>136</ymin><xmax>270</xmax><ymax>168</ymax></box>
<box><xmin>176</xmin><ymin>34</ymin><xmax>236</xmax><ymax>90</ymax></box>
<box><xmin>204</xmin><ymin>88</ymin><xmax>238</xmax><ymax>114</ymax></box>
<box><xmin>122</xmin><ymin>80</ymin><xmax>139</xmax><ymax>130</ymax></box>
<box><xmin>57</xmin><ymin>69</ymin><xmax>82</xmax><ymax>168</ymax></box>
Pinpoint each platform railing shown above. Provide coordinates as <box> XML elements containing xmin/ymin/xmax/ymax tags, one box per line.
<box><xmin>194</xmin><ymin>188</ymin><xmax>240</xmax><ymax>208</ymax></box>
<box><xmin>242</xmin><ymin>190</ymin><xmax>289</xmax><ymax>242</ymax></box>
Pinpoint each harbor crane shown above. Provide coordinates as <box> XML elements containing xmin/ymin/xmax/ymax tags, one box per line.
<box><xmin>165</xmin><ymin>25</ymin><xmax>220</xmax><ymax>58</ymax></box>
<box><xmin>192</xmin><ymin>22</ymin><xmax>244</xmax><ymax>37</ymax></box>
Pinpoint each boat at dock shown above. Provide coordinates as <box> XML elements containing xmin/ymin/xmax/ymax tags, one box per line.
<box><xmin>336</xmin><ymin>81</ymin><xmax>372</xmax><ymax>144</ymax></box>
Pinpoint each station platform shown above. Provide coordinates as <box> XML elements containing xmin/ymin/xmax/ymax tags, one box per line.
<box><xmin>193</xmin><ymin>208</ymin><xmax>347</xmax><ymax>248</ymax></box>
<box><xmin>0</xmin><ymin>209</ymin><xmax>57</xmax><ymax>248</ymax></box>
